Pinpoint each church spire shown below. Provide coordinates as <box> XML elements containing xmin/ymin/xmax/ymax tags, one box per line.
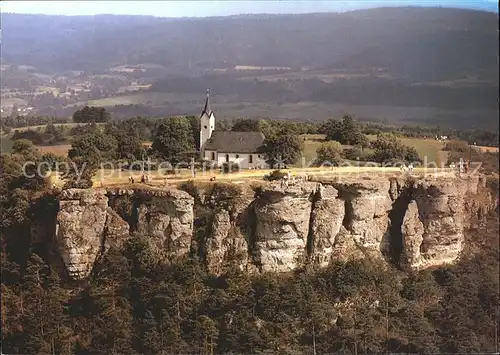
<box><xmin>201</xmin><ymin>89</ymin><xmax>212</xmax><ymax>117</ymax></box>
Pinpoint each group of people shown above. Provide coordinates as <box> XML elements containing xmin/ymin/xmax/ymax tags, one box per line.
<box><xmin>454</xmin><ymin>159</ymin><xmax>470</xmax><ymax>174</ymax></box>
<box><xmin>128</xmin><ymin>174</ymin><xmax>153</xmax><ymax>184</ymax></box>
<box><xmin>280</xmin><ymin>171</ymin><xmax>310</xmax><ymax>188</ymax></box>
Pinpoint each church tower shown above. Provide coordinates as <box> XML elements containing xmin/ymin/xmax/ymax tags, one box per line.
<box><xmin>199</xmin><ymin>90</ymin><xmax>215</xmax><ymax>157</ymax></box>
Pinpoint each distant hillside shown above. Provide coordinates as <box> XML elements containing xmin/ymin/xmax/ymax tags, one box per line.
<box><xmin>2</xmin><ymin>7</ymin><xmax>498</xmax><ymax>81</ymax></box>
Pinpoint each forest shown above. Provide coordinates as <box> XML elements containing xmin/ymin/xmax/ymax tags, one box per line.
<box><xmin>1</xmin><ymin>216</ymin><xmax>498</xmax><ymax>354</ymax></box>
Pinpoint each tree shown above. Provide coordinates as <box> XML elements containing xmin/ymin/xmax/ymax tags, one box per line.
<box><xmin>322</xmin><ymin>115</ymin><xmax>367</xmax><ymax>146</ymax></box>
<box><xmin>341</xmin><ymin>114</ymin><xmax>364</xmax><ymax>146</ymax></box>
<box><xmin>65</xmin><ymin>131</ymin><xmax>113</xmax><ymax>188</ymax></box>
<box><xmin>62</xmin><ymin>156</ymin><xmax>97</xmax><ymax>189</ymax></box>
<box><xmin>215</xmin><ymin>119</ymin><xmax>230</xmax><ymax>132</ymax></box>
<box><xmin>231</xmin><ymin>118</ymin><xmax>261</xmax><ymax>132</ymax></box>
<box><xmin>187</xmin><ymin>115</ymin><xmax>201</xmax><ymax>150</ymax></box>
<box><xmin>322</xmin><ymin>119</ymin><xmax>343</xmax><ymax>142</ymax></box>
<box><xmin>68</xmin><ymin>131</ymin><xmax>117</xmax><ymax>162</ymax></box>
<box><xmin>73</xmin><ymin>106</ymin><xmax>110</xmax><ymax>123</ymax></box>
<box><xmin>116</xmin><ymin>131</ymin><xmax>144</xmax><ymax>160</ymax></box>
<box><xmin>262</xmin><ymin>134</ymin><xmax>303</xmax><ymax>168</ymax></box>
<box><xmin>152</xmin><ymin>117</ymin><xmax>195</xmax><ymax>163</ymax></box>
<box><xmin>371</xmin><ymin>133</ymin><xmax>422</xmax><ymax>164</ymax></box>
<box><xmin>85</xmin><ymin>248</ymin><xmax>134</xmax><ymax>354</ymax></box>
<box><xmin>315</xmin><ymin>141</ymin><xmax>344</xmax><ymax>166</ymax></box>
<box><xmin>21</xmin><ymin>254</ymin><xmax>51</xmax><ymax>354</ymax></box>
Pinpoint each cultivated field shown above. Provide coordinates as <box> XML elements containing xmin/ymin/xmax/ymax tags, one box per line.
<box><xmin>398</xmin><ymin>137</ymin><xmax>449</xmax><ymax>165</ymax></box>
<box><xmin>86</xmin><ymin>92</ymin><xmax>213</xmax><ymax>107</ymax></box>
<box><xmin>476</xmin><ymin>145</ymin><xmax>499</xmax><ymax>153</ymax></box>
<box><xmin>13</xmin><ymin>123</ymin><xmax>96</xmax><ymax>132</ymax></box>
<box><xmin>303</xmin><ymin>134</ymin><xmax>448</xmax><ymax>166</ymax></box>
<box><xmin>237</xmin><ymin>71</ymin><xmax>392</xmax><ymax>83</ymax></box>
<box><xmin>37</xmin><ymin>144</ymin><xmax>72</xmax><ymax>156</ymax></box>
<box><xmin>65</xmin><ymin>90</ymin><xmax>496</xmax><ymax>128</ymax></box>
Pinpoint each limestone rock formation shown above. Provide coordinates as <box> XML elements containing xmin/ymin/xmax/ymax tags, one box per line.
<box><xmin>56</xmin><ymin>189</ymin><xmax>110</xmax><ymax>279</ymax></box>
<box><xmin>104</xmin><ymin>207</ymin><xmax>130</xmax><ymax>251</ymax></box>
<box><xmin>310</xmin><ymin>185</ymin><xmax>345</xmax><ymax>267</ymax></box>
<box><xmin>204</xmin><ymin>188</ymin><xmax>254</xmax><ymax>275</ymax></box>
<box><xmin>135</xmin><ymin>188</ymin><xmax>194</xmax><ymax>258</ymax></box>
<box><xmin>328</xmin><ymin>177</ymin><xmax>393</xmax><ymax>255</ymax></box>
<box><xmin>51</xmin><ymin>174</ymin><xmax>491</xmax><ymax>280</ymax></box>
<box><xmin>401</xmin><ymin>200</ymin><xmax>424</xmax><ymax>268</ymax></box>
<box><xmin>409</xmin><ymin>175</ymin><xmax>480</xmax><ymax>269</ymax></box>
<box><xmin>253</xmin><ymin>182</ymin><xmax>316</xmax><ymax>272</ymax></box>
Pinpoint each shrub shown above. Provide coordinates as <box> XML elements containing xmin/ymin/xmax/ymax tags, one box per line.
<box><xmin>371</xmin><ymin>133</ymin><xmax>422</xmax><ymax>164</ymax></box>
<box><xmin>11</xmin><ymin>130</ymin><xmax>45</xmax><ymax>145</ymax></box>
<box><xmin>315</xmin><ymin>141</ymin><xmax>344</xmax><ymax>166</ymax></box>
<box><xmin>443</xmin><ymin>140</ymin><xmax>470</xmax><ymax>152</ymax></box>
<box><xmin>179</xmin><ymin>180</ymin><xmax>202</xmax><ymax>202</ymax></box>
<box><xmin>263</xmin><ymin>169</ymin><xmax>287</xmax><ymax>181</ymax></box>
<box><xmin>209</xmin><ymin>183</ymin><xmax>242</xmax><ymax>200</ymax></box>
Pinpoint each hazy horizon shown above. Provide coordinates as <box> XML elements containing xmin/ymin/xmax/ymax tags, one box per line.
<box><xmin>1</xmin><ymin>0</ymin><xmax>497</xmax><ymax>18</ymax></box>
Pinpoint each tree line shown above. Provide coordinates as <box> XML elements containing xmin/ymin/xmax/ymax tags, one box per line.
<box><xmin>3</xmin><ymin>106</ymin><xmax>498</xmax><ymax>147</ymax></box>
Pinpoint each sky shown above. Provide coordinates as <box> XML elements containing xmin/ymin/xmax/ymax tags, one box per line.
<box><xmin>0</xmin><ymin>0</ymin><xmax>497</xmax><ymax>17</ymax></box>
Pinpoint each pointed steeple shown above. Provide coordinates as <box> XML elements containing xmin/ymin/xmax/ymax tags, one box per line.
<box><xmin>201</xmin><ymin>89</ymin><xmax>212</xmax><ymax>117</ymax></box>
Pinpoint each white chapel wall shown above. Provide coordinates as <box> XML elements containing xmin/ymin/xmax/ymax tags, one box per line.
<box><xmin>204</xmin><ymin>150</ymin><xmax>267</xmax><ymax>169</ymax></box>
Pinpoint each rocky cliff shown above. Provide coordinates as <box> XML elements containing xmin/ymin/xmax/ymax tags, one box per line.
<box><xmin>46</xmin><ymin>174</ymin><xmax>494</xmax><ymax>280</ymax></box>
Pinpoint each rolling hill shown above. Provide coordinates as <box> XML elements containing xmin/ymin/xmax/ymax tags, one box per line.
<box><xmin>1</xmin><ymin>7</ymin><xmax>498</xmax><ymax>129</ymax></box>
<box><xmin>2</xmin><ymin>7</ymin><xmax>498</xmax><ymax>81</ymax></box>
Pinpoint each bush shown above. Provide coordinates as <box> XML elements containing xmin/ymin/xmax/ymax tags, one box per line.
<box><xmin>179</xmin><ymin>180</ymin><xmax>202</xmax><ymax>202</ymax></box>
<box><xmin>371</xmin><ymin>133</ymin><xmax>422</xmax><ymax>164</ymax></box>
<box><xmin>443</xmin><ymin>140</ymin><xmax>470</xmax><ymax>152</ymax></box>
<box><xmin>209</xmin><ymin>183</ymin><xmax>242</xmax><ymax>200</ymax></box>
<box><xmin>221</xmin><ymin>162</ymin><xmax>240</xmax><ymax>174</ymax></box>
<box><xmin>11</xmin><ymin>130</ymin><xmax>45</xmax><ymax>145</ymax></box>
<box><xmin>315</xmin><ymin>141</ymin><xmax>344</xmax><ymax>166</ymax></box>
<box><xmin>263</xmin><ymin>169</ymin><xmax>287</xmax><ymax>181</ymax></box>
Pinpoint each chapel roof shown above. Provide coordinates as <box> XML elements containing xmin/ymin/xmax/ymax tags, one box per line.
<box><xmin>203</xmin><ymin>131</ymin><xmax>266</xmax><ymax>153</ymax></box>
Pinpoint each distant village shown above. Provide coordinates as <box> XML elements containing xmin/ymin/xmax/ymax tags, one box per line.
<box><xmin>0</xmin><ymin>63</ymin><xmax>154</xmax><ymax>117</ymax></box>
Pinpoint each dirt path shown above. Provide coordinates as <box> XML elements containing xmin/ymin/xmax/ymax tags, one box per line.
<box><xmin>51</xmin><ymin>166</ymin><xmax>456</xmax><ymax>188</ymax></box>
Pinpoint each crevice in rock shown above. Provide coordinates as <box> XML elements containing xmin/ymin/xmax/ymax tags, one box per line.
<box><xmin>387</xmin><ymin>187</ymin><xmax>414</xmax><ymax>265</ymax></box>
<box><xmin>106</xmin><ymin>193</ymin><xmax>140</xmax><ymax>233</ymax></box>
<box><xmin>193</xmin><ymin>203</ymin><xmax>214</xmax><ymax>262</ymax></box>
<box><xmin>306</xmin><ymin>190</ymin><xmax>321</xmax><ymax>259</ymax></box>
<box><xmin>100</xmin><ymin>213</ymin><xmax>110</xmax><ymax>256</ymax></box>
<box><xmin>129</xmin><ymin>198</ymin><xmax>141</xmax><ymax>232</ymax></box>
<box><xmin>342</xmin><ymin>199</ymin><xmax>354</xmax><ymax>230</ymax></box>
<box><xmin>245</xmin><ymin>200</ymin><xmax>260</xmax><ymax>270</ymax></box>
